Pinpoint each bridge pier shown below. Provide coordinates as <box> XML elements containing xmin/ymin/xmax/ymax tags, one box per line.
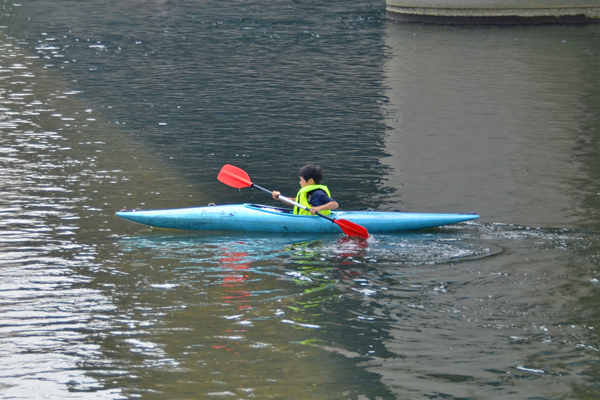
<box><xmin>386</xmin><ymin>1</ymin><xmax>600</xmax><ymax>24</ymax></box>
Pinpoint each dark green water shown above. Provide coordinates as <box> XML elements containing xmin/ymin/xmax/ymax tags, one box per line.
<box><xmin>1</xmin><ymin>1</ymin><xmax>600</xmax><ymax>399</ymax></box>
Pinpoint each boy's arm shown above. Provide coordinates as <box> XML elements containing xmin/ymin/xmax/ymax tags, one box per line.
<box><xmin>309</xmin><ymin>200</ymin><xmax>339</xmax><ymax>215</ymax></box>
<box><xmin>308</xmin><ymin>190</ymin><xmax>339</xmax><ymax>214</ymax></box>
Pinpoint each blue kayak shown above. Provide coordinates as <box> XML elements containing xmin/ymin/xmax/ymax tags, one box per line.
<box><xmin>116</xmin><ymin>203</ymin><xmax>479</xmax><ymax>233</ymax></box>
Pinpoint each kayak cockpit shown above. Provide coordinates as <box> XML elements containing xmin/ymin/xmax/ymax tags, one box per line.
<box><xmin>244</xmin><ymin>203</ymin><xmax>293</xmax><ymax>214</ymax></box>
<box><xmin>243</xmin><ymin>203</ymin><xmax>337</xmax><ymax>217</ymax></box>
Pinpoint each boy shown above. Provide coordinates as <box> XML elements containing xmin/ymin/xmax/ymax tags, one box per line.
<box><xmin>272</xmin><ymin>164</ymin><xmax>339</xmax><ymax>216</ymax></box>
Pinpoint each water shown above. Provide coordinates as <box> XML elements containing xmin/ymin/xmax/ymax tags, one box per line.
<box><xmin>1</xmin><ymin>1</ymin><xmax>600</xmax><ymax>399</ymax></box>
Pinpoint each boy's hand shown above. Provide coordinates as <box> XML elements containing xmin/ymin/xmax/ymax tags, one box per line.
<box><xmin>272</xmin><ymin>191</ymin><xmax>281</xmax><ymax>199</ymax></box>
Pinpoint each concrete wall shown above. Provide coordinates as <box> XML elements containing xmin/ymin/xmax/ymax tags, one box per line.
<box><xmin>387</xmin><ymin>0</ymin><xmax>600</xmax><ymax>7</ymax></box>
<box><xmin>387</xmin><ymin>0</ymin><xmax>600</xmax><ymax>23</ymax></box>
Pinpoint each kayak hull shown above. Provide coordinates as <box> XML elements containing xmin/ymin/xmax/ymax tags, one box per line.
<box><xmin>116</xmin><ymin>204</ymin><xmax>479</xmax><ymax>234</ymax></box>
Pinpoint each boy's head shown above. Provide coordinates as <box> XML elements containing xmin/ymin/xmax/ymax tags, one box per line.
<box><xmin>299</xmin><ymin>164</ymin><xmax>323</xmax><ymax>185</ymax></box>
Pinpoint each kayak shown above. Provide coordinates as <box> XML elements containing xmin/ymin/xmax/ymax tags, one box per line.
<box><xmin>115</xmin><ymin>203</ymin><xmax>479</xmax><ymax>233</ymax></box>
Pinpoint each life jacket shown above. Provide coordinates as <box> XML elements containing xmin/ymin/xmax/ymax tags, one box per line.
<box><xmin>294</xmin><ymin>184</ymin><xmax>332</xmax><ymax>216</ymax></box>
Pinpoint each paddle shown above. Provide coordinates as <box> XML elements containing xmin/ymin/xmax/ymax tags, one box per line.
<box><xmin>218</xmin><ymin>164</ymin><xmax>369</xmax><ymax>239</ymax></box>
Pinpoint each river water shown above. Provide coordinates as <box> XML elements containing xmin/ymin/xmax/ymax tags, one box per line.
<box><xmin>1</xmin><ymin>1</ymin><xmax>599</xmax><ymax>399</ymax></box>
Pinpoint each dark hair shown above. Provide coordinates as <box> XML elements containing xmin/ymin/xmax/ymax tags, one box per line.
<box><xmin>299</xmin><ymin>164</ymin><xmax>323</xmax><ymax>184</ymax></box>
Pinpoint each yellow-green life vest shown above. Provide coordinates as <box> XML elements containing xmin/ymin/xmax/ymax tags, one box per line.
<box><xmin>294</xmin><ymin>184</ymin><xmax>332</xmax><ymax>216</ymax></box>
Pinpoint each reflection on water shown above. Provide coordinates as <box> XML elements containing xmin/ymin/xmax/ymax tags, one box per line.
<box><xmin>3</xmin><ymin>0</ymin><xmax>392</xmax><ymax>210</ymax></box>
<box><xmin>0</xmin><ymin>27</ymin><xmax>197</xmax><ymax>399</ymax></box>
<box><xmin>98</xmin><ymin>229</ymin><xmax>501</xmax><ymax>398</ymax></box>
<box><xmin>382</xmin><ymin>23</ymin><xmax>600</xmax><ymax>229</ymax></box>
<box><xmin>0</xmin><ymin>36</ymin><xmax>122</xmax><ymax>399</ymax></box>
<box><xmin>368</xmin><ymin>227</ymin><xmax>599</xmax><ymax>398</ymax></box>
<box><xmin>1</xmin><ymin>0</ymin><xmax>600</xmax><ymax>399</ymax></box>
<box><xmin>107</xmin><ymin>227</ymin><xmax>600</xmax><ymax>399</ymax></box>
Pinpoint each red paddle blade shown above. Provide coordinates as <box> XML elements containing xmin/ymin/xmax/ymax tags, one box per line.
<box><xmin>334</xmin><ymin>219</ymin><xmax>369</xmax><ymax>239</ymax></box>
<box><xmin>218</xmin><ymin>164</ymin><xmax>253</xmax><ymax>189</ymax></box>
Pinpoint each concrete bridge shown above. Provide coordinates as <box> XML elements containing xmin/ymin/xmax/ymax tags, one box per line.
<box><xmin>386</xmin><ymin>0</ymin><xmax>600</xmax><ymax>24</ymax></box>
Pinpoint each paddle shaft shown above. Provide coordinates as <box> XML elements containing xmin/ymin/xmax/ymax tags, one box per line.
<box><xmin>250</xmin><ymin>183</ymin><xmax>336</xmax><ymax>223</ymax></box>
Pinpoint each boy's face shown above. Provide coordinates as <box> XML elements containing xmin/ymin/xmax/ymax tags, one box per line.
<box><xmin>299</xmin><ymin>176</ymin><xmax>314</xmax><ymax>187</ymax></box>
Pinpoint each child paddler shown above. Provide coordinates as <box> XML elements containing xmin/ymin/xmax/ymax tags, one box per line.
<box><xmin>272</xmin><ymin>164</ymin><xmax>339</xmax><ymax>215</ymax></box>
